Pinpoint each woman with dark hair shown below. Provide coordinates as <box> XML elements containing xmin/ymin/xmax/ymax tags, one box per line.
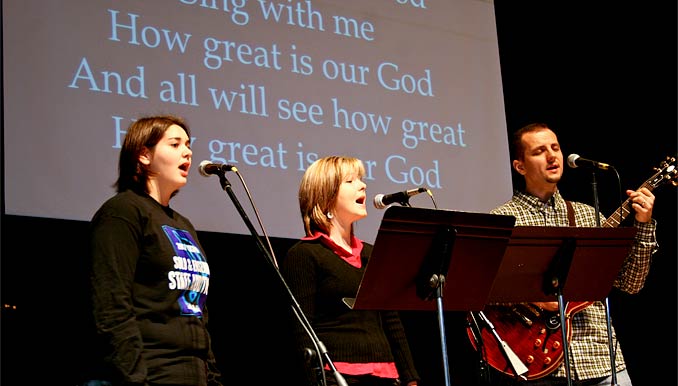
<box><xmin>83</xmin><ymin>115</ymin><xmax>223</xmax><ymax>386</ymax></box>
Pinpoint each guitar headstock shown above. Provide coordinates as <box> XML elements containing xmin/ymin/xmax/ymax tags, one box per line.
<box><xmin>603</xmin><ymin>156</ymin><xmax>676</xmax><ymax>228</ymax></box>
<box><xmin>649</xmin><ymin>156</ymin><xmax>678</xmax><ymax>189</ymax></box>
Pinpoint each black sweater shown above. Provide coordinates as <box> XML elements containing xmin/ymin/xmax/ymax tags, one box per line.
<box><xmin>281</xmin><ymin>238</ymin><xmax>420</xmax><ymax>385</ymax></box>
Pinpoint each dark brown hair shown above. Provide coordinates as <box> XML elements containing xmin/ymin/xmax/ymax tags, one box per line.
<box><xmin>114</xmin><ymin>115</ymin><xmax>190</xmax><ymax>194</ymax></box>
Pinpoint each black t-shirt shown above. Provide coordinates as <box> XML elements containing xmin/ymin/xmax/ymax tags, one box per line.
<box><xmin>87</xmin><ymin>190</ymin><xmax>222</xmax><ymax>386</ymax></box>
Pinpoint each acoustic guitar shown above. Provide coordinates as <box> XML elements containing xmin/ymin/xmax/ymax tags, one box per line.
<box><xmin>466</xmin><ymin>156</ymin><xmax>677</xmax><ymax>380</ymax></box>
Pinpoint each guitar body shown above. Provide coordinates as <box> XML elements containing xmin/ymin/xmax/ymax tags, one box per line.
<box><xmin>466</xmin><ymin>156</ymin><xmax>677</xmax><ymax>380</ymax></box>
<box><xmin>467</xmin><ymin>301</ymin><xmax>591</xmax><ymax>380</ymax></box>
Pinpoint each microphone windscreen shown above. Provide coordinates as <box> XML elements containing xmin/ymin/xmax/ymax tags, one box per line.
<box><xmin>566</xmin><ymin>154</ymin><xmax>580</xmax><ymax>168</ymax></box>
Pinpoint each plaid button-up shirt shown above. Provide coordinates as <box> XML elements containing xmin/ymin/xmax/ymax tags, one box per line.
<box><xmin>490</xmin><ymin>189</ymin><xmax>658</xmax><ymax>380</ymax></box>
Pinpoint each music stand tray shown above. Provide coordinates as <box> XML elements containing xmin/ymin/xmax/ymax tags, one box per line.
<box><xmin>347</xmin><ymin>206</ymin><xmax>516</xmax><ymax>312</ymax></box>
<box><xmin>487</xmin><ymin>226</ymin><xmax>638</xmax><ymax>304</ymax></box>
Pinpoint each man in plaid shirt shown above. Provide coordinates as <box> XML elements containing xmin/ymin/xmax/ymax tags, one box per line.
<box><xmin>488</xmin><ymin>123</ymin><xmax>658</xmax><ymax>386</ymax></box>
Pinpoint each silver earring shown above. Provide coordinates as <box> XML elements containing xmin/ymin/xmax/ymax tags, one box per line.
<box><xmin>327</xmin><ymin>212</ymin><xmax>334</xmax><ymax>219</ymax></box>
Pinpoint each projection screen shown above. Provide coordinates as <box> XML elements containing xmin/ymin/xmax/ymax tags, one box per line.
<box><xmin>3</xmin><ymin>0</ymin><xmax>511</xmax><ymax>243</ymax></box>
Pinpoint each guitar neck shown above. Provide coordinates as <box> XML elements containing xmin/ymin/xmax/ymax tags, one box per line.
<box><xmin>602</xmin><ymin>180</ymin><xmax>655</xmax><ymax>228</ymax></box>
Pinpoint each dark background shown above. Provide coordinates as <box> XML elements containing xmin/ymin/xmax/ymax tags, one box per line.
<box><xmin>2</xmin><ymin>2</ymin><xmax>676</xmax><ymax>385</ymax></box>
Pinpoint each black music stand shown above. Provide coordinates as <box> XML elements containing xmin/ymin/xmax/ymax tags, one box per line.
<box><xmin>483</xmin><ymin>226</ymin><xmax>637</xmax><ymax>385</ymax></box>
<box><xmin>344</xmin><ymin>206</ymin><xmax>516</xmax><ymax>386</ymax></box>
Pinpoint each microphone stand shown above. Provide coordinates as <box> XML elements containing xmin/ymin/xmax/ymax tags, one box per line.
<box><xmin>215</xmin><ymin>171</ymin><xmax>347</xmax><ymax>386</ymax></box>
<box><xmin>467</xmin><ymin>312</ymin><xmax>491</xmax><ymax>385</ymax></box>
<box><xmin>591</xmin><ymin>170</ymin><xmax>601</xmax><ymax>225</ymax></box>
<box><xmin>590</xmin><ymin>170</ymin><xmax>618</xmax><ymax>386</ymax></box>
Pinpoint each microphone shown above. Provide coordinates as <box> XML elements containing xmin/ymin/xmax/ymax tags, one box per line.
<box><xmin>566</xmin><ymin>154</ymin><xmax>612</xmax><ymax>170</ymax></box>
<box><xmin>373</xmin><ymin>187</ymin><xmax>428</xmax><ymax>209</ymax></box>
<box><xmin>198</xmin><ymin>160</ymin><xmax>236</xmax><ymax>176</ymax></box>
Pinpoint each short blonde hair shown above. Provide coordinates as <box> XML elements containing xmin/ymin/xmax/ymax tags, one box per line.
<box><xmin>298</xmin><ymin>155</ymin><xmax>365</xmax><ymax>236</ymax></box>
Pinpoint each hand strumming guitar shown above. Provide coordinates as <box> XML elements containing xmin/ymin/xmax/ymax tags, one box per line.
<box><xmin>532</xmin><ymin>301</ymin><xmax>559</xmax><ymax>312</ymax></box>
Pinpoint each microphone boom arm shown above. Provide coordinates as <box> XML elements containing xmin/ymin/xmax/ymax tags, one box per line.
<box><xmin>213</xmin><ymin>171</ymin><xmax>347</xmax><ymax>386</ymax></box>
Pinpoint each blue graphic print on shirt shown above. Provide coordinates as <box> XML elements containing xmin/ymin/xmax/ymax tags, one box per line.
<box><xmin>162</xmin><ymin>225</ymin><xmax>210</xmax><ymax>317</ymax></box>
